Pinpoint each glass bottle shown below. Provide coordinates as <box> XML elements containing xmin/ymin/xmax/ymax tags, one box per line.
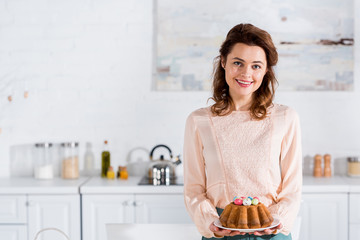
<box><xmin>120</xmin><ymin>166</ymin><xmax>128</xmax><ymax>180</ymax></box>
<box><xmin>101</xmin><ymin>140</ymin><xmax>110</xmax><ymax>177</ymax></box>
<box><xmin>83</xmin><ymin>142</ymin><xmax>95</xmax><ymax>176</ymax></box>
<box><xmin>107</xmin><ymin>166</ymin><xmax>115</xmax><ymax>179</ymax></box>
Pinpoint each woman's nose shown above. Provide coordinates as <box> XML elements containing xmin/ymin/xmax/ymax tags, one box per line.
<box><xmin>240</xmin><ymin>67</ymin><xmax>251</xmax><ymax>79</ymax></box>
<box><xmin>240</xmin><ymin>72</ymin><xmax>251</xmax><ymax>79</ymax></box>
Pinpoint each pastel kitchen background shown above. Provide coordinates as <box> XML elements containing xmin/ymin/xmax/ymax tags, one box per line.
<box><xmin>0</xmin><ymin>0</ymin><xmax>359</xmax><ymax>177</ymax></box>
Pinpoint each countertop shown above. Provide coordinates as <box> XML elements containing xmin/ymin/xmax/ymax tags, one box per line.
<box><xmin>80</xmin><ymin>175</ymin><xmax>360</xmax><ymax>194</ymax></box>
<box><xmin>0</xmin><ymin>177</ymin><xmax>89</xmax><ymax>194</ymax></box>
<box><xmin>1</xmin><ymin>175</ymin><xmax>360</xmax><ymax>194</ymax></box>
<box><xmin>302</xmin><ymin>175</ymin><xmax>360</xmax><ymax>193</ymax></box>
<box><xmin>80</xmin><ymin>176</ymin><xmax>184</xmax><ymax>194</ymax></box>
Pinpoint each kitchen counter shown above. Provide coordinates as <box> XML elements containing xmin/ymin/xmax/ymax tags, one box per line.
<box><xmin>80</xmin><ymin>175</ymin><xmax>360</xmax><ymax>194</ymax></box>
<box><xmin>343</xmin><ymin>176</ymin><xmax>360</xmax><ymax>193</ymax></box>
<box><xmin>0</xmin><ymin>177</ymin><xmax>89</xmax><ymax>194</ymax></box>
<box><xmin>80</xmin><ymin>176</ymin><xmax>184</xmax><ymax>194</ymax></box>
<box><xmin>302</xmin><ymin>175</ymin><xmax>350</xmax><ymax>193</ymax></box>
<box><xmin>1</xmin><ymin>175</ymin><xmax>360</xmax><ymax>194</ymax></box>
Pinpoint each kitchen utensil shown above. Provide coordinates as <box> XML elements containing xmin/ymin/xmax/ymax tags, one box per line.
<box><xmin>324</xmin><ymin>154</ymin><xmax>332</xmax><ymax>177</ymax></box>
<box><xmin>147</xmin><ymin>144</ymin><xmax>181</xmax><ymax>181</ymax></box>
<box><xmin>125</xmin><ymin>147</ymin><xmax>149</xmax><ymax>176</ymax></box>
<box><xmin>313</xmin><ymin>154</ymin><xmax>322</xmax><ymax>177</ymax></box>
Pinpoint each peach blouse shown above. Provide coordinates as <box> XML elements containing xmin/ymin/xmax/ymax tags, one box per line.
<box><xmin>183</xmin><ymin>104</ymin><xmax>302</xmax><ymax>238</ymax></box>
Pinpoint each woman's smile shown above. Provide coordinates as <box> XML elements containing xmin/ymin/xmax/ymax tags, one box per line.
<box><xmin>235</xmin><ymin>79</ymin><xmax>253</xmax><ymax>87</ymax></box>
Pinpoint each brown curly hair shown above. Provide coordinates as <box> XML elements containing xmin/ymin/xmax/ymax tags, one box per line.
<box><xmin>210</xmin><ymin>23</ymin><xmax>278</xmax><ymax>120</ymax></box>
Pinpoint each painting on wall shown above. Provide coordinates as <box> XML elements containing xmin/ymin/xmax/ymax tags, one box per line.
<box><xmin>153</xmin><ymin>0</ymin><xmax>354</xmax><ymax>91</ymax></box>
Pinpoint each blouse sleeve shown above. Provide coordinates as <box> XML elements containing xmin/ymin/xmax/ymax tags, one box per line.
<box><xmin>268</xmin><ymin>108</ymin><xmax>303</xmax><ymax>235</ymax></box>
<box><xmin>183</xmin><ymin>112</ymin><xmax>219</xmax><ymax>238</ymax></box>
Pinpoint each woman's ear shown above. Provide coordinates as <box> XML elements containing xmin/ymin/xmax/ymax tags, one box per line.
<box><xmin>221</xmin><ymin>57</ymin><xmax>225</xmax><ymax>69</ymax></box>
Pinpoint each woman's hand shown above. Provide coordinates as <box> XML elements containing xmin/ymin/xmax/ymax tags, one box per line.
<box><xmin>252</xmin><ymin>223</ymin><xmax>283</xmax><ymax>236</ymax></box>
<box><xmin>209</xmin><ymin>222</ymin><xmax>245</xmax><ymax>237</ymax></box>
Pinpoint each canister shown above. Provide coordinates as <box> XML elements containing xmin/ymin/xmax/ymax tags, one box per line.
<box><xmin>33</xmin><ymin>142</ymin><xmax>54</xmax><ymax>179</ymax></box>
<box><xmin>60</xmin><ymin>142</ymin><xmax>79</xmax><ymax>179</ymax></box>
<box><xmin>347</xmin><ymin>157</ymin><xmax>360</xmax><ymax>177</ymax></box>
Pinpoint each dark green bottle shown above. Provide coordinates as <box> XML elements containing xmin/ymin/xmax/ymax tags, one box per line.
<box><xmin>101</xmin><ymin>140</ymin><xmax>110</xmax><ymax>178</ymax></box>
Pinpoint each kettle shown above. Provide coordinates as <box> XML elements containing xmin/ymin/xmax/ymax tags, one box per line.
<box><xmin>148</xmin><ymin>144</ymin><xmax>181</xmax><ymax>181</ymax></box>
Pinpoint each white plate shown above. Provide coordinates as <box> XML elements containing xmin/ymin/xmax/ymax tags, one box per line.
<box><xmin>214</xmin><ymin>217</ymin><xmax>280</xmax><ymax>233</ymax></box>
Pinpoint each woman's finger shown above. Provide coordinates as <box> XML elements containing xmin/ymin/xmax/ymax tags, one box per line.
<box><xmin>209</xmin><ymin>224</ymin><xmax>219</xmax><ymax>232</ymax></box>
<box><xmin>229</xmin><ymin>231</ymin><xmax>242</xmax><ymax>236</ymax></box>
<box><xmin>263</xmin><ymin>228</ymin><xmax>273</xmax><ymax>234</ymax></box>
<box><xmin>252</xmin><ymin>231</ymin><xmax>263</xmax><ymax>236</ymax></box>
<box><xmin>217</xmin><ymin>229</ymin><xmax>231</xmax><ymax>235</ymax></box>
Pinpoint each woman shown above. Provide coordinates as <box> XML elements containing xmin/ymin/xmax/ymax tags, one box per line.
<box><xmin>183</xmin><ymin>23</ymin><xmax>302</xmax><ymax>240</ymax></box>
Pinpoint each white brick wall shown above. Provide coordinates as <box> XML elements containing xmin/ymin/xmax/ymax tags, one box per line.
<box><xmin>0</xmin><ymin>0</ymin><xmax>360</xmax><ymax>177</ymax></box>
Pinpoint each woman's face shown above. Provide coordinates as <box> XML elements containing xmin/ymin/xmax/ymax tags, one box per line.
<box><xmin>222</xmin><ymin>43</ymin><xmax>267</xmax><ymax>101</ymax></box>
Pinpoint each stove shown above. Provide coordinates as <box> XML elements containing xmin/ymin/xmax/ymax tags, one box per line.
<box><xmin>138</xmin><ymin>176</ymin><xmax>184</xmax><ymax>186</ymax></box>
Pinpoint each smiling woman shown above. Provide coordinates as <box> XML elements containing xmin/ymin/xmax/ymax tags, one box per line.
<box><xmin>183</xmin><ymin>23</ymin><xmax>302</xmax><ymax>240</ymax></box>
<box><xmin>221</xmin><ymin>43</ymin><xmax>267</xmax><ymax>110</ymax></box>
<box><xmin>211</xmin><ymin>24</ymin><xmax>278</xmax><ymax>120</ymax></box>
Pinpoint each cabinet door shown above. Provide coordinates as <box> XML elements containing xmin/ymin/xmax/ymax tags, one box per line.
<box><xmin>349</xmin><ymin>193</ymin><xmax>360</xmax><ymax>240</ymax></box>
<box><xmin>350</xmin><ymin>224</ymin><xmax>360</xmax><ymax>240</ymax></box>
<box><xmin>82</xmin><ymin>194</ymin><xmax>135</xmax><ymax>240</ymax></box>
<box><xmin>299</xmin><ymin>193</ymin><xmax>348</xmax><ymax>240</ymax></box>
<box><xmin>0</xmin><ymin>195</ymin><xmax>27</xmax><ymax>224</ymax></box>
<box><xmin>0</xmin><ymin>225</ymin><xmax>27</xmax><ymax>240</ymax></box>
<box><xmin>27</xmin><ymin>194</ymin><xmax>80</xmax><ymax>240</ymax></box>
<box><xmin>135</xmin><ymin>194</ymin><xmax>192</xmax><ymax>224</ymax></box>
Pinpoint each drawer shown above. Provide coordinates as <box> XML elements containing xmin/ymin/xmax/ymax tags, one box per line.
<box><xmin>0</xmin><ymin>195</ymin><xmax>27</xmax><ymax>224</ymax></box>
<box><xmin>0</xmin><ymin>225</ymin><xmax>27</xmax><ymax>240</ymax></box>
<box><xmin>349</xmin><ymin>224</ymin><xmax>360</xmax><ymax>240</ymax></box>
<box><xmin>350</xmin><ymin>194</ymin><xmax>360</xmax><ymax>223</ymax></box>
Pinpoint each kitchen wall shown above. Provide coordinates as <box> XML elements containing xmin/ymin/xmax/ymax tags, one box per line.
<box><xmin>0</xmin><ymin>0</ymin><xmax>359</xmax><ymax>177</ymax></box>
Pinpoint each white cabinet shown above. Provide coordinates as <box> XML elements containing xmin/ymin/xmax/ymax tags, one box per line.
<box><xmin>135</xmin><ymin>194</ymin><xmax>192</xmax><ymax>224</ymax></box>
<box><xmin>82</xmin><ymin>193</ymin><xmax>191</xmax><ymax>240</ymax></box>
<box><xmin>27</xmin><ymin>194</ymin><xmax>81</xmax><ymax>240</ymax></box>
<box><xmin>0</xmin><ymin>195</ymin><xmax>27</xmax><ymax>224</ymax></box>
<box><xmin>0</xmin><ymin>225</ymin><xmax>27</xmax><ymax>240</ymax></box>
<box><xmin>0</xmin><ymin>195</ymin><xmax>27</xmax><ymax>240</ymax></box>
<box><xmin>299</xmin><ymin>193</ymin><xmax>348</xmax><ymax>240</ymax></box>
<box><xmin>349</xmin><ymin>193</ymin><xmax>360</xmax><ymax>240</ymax></box>
<box><xmin>82</xmin><ymin>194</ymin><xmax>135</xmax><ymax>240</ymax></box>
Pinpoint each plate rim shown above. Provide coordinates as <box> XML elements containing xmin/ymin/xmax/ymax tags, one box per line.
<box><xmin>214</xmin><ymin>217</ymin><xmax>280</xmax><ymax>232</ymax></box>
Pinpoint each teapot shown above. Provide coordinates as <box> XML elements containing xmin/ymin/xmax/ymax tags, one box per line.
<box><xmin>148</xmin><ymin>144</ymin><xmax>181</xmax><ymax>181</ymax></box>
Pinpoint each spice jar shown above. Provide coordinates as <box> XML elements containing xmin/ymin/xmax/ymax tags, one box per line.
<box><xmin>33</xmin><ymin>142</ymin><xmax>54</xmax><ymax>179</ymax></box>
<box><xmin>60</xmin><ymin>142</ymin><xmax>79</xmax><ymax>179</ymax></box>
<box><xmin>348</xmin><ymin>157</ymin><xmax>360</xmax><ymax>177</ymax></box>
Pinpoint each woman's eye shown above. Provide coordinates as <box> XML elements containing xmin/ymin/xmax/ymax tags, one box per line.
<box><xmin>234</xmin><ymin>62</ymin><xmax>242</xmax><ymax>66</ymax></box>
<box><xmin>253</xmin><ymin>65</ymin><xmax>261</xmax><ymax>69</ymax></box>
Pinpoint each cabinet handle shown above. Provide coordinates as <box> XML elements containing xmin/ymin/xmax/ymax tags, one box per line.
<box><xmin>26</xmin><ymin>201</ymin><xmax>34</xmax><ymax>207</ymax></box>
<box><xmin>134</xmin><ymin>201</ymin><xmax>143</xmax><ymax>207</ymax></box>
<box><xmin>123</xmin><ymin>200</ymin><xmax>133</xmax><ymax>206</ymax></box>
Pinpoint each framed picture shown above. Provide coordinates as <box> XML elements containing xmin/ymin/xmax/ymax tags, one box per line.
<box><xmin>153</xmin><ymin>0</ymin><xmax>354</xmax><ymax>91</ymax></box>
